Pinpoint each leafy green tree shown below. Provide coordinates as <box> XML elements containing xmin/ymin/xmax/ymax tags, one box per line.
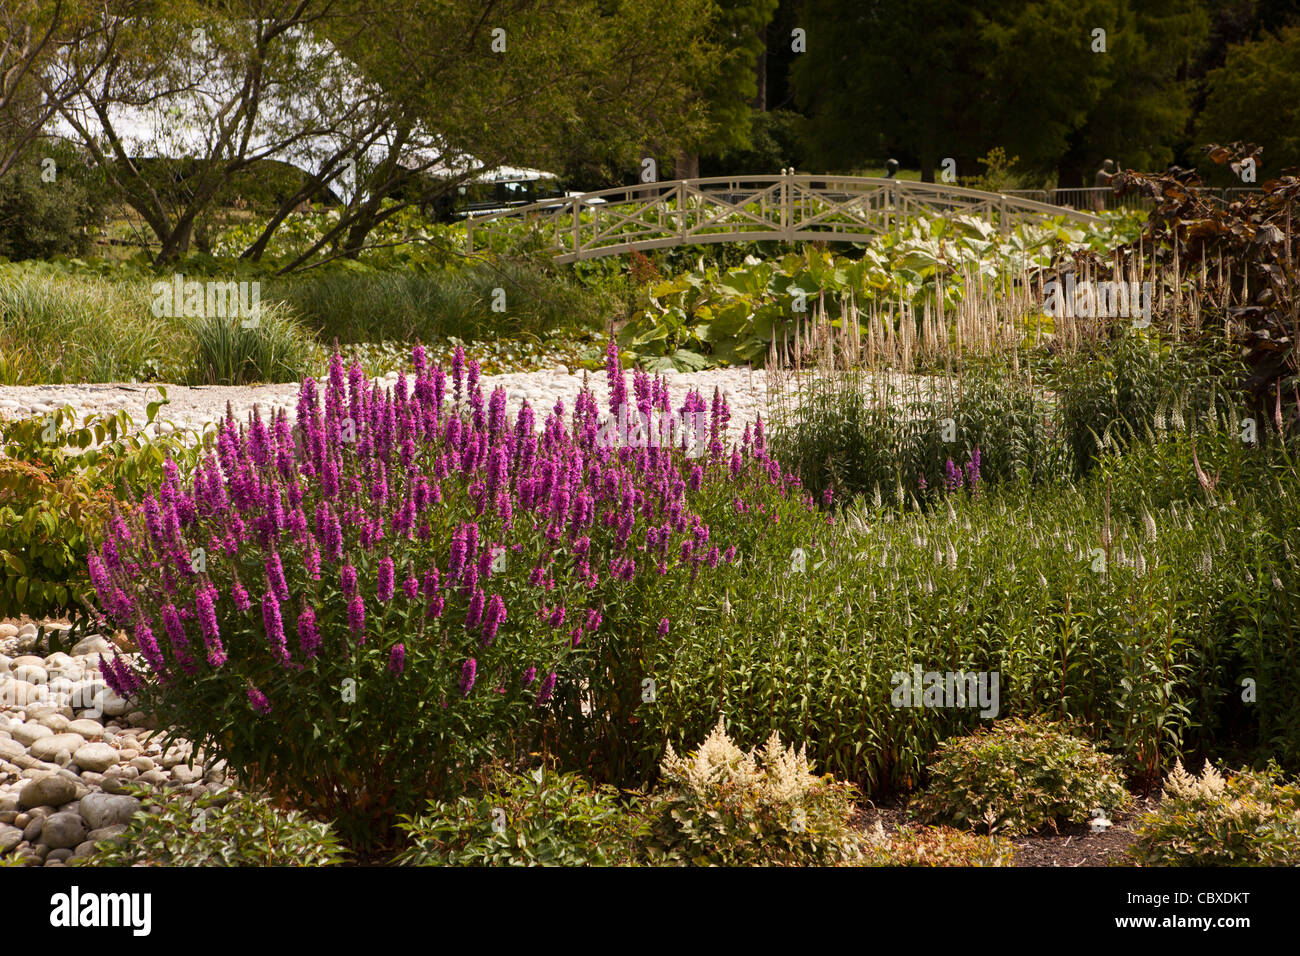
<box><xmin>299</xmin><ymin>0</ymin><xmax>714</xmax><ymax>265</ymax></box>
<box><xmin>46</xmin><ymin>0</ymin><xmax>714</xmax><ymax>266</ymax></box>
<box><xmin>0</xmin><ymin>0</ymin><xmax>131</xmax><ymax>179</ymax></box>
<box><xmin>674</xmin><ymin>0</ymin><xmax>778</xmax><ymax>178</ymax></box>
<box><xmin>792</xmin><ymin>0</ymin><xmax>982</xmax><ymax>181</ymax></box>
<box><xmin>792</xmin><ymin>0</ymin><xmax>1206</xmax><ymax>184</ymax></box>
<box><xmin>1056</xmin><ymin>0</ymin><xmax>1209</xmax><ymax>185</ymax></box>
<box><xmin>1198</xmin><ymin>24</ymin><xmax>1300</xmax><ymax>170</ymax></box>
<box><xmin>974</xmin><ymin>0</ymin><xmax>1112</xmax><ymax>184</ymax></box>
<box><xmin>0</xmin><ymin>139</ymin><xmax>107</xmax><ymax>259</ymax></box>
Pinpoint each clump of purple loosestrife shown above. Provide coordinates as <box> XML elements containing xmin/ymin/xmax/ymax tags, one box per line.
<box><xmin>88</xmin><ymin>342</ymin><xmax>814</xmax><ymax>847</ymax></box>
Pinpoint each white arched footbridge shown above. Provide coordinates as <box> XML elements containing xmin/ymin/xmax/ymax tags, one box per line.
<box><xmin>464</xmin><ymin>171</ymin><xmax>1103</xmax><ymax>263</ymax></box>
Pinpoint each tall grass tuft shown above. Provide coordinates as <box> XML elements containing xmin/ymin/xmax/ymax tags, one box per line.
<box><xmin>182</xmin><ymin>301</ymin><xmax>315</xmax><ymax>385</ymax></box>
<box><xmin>1055</xmin><ymin>336</ymin><xmax>1241</xmax><ymax>477</ymax></box>
<box><xmin>267</xmin><ymin>260</ymin><xmax>608</xmax><ymax>345</ymax></box>
<box><xmin>0</xmin><ymin>267</ymin><xmax>168</xmax><ymax>383</ymax></box>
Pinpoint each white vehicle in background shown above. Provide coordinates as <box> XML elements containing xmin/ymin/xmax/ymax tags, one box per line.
<box><xmin>446</xmin><ymin>166</ymin><xmax>606</xmax><ymax>221</ymax></box>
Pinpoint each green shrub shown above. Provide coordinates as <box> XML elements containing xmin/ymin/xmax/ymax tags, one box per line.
<box><xmin>182</xmin><ymin>301</ymin><xmax>315</xmax><ymax>385</ymax></box>
<box><xmin>0</xmin><ymin>457</ymin><xmax>106</xmax><ymax>621</ymax></box>
<box><xmin>646</xmin><ymin>720</ymin><xmax>864</xmax><ymax>866</ymax></box>
<box><xmin>395</xmin><ymin>765</ymin><xmax>648</xmax><ymax>866</ymax></box>
<box><xmin>0</xmin><ymin>400</ymin><xmax>198</xmax><ymax>622</ymax></box>
<box><xmin>770</xmin><ymin>359</ymin><xmax>1067</xmax><ymax>503</ymax></box>
<box><xmin>87</xmin><ymin>347</ymin><xmax>806</xmax><ymax>849</ymax></box>
<box><xmin>910</xmin><ymin>717</ymin><xmax>1132</xmax><ymax>836</ymax></box>
<box><xmin>1130</xmin><ymin>759</ymin><xmax>1300</xmax><ymax>866</ymax></box>
<box><xmin>861</xmin><ymin>823</ymin><xmax>1016</xmax><ymax>866</ymax></box>
<box><xmin>74</xmin><ymin>787</ymin><xmax>346</xmax><ymax>867</ymax></box>
<box><xmin>0</xmin><ymin>143</ymin><xmax>106</xmax><ymax>261</ymax></box>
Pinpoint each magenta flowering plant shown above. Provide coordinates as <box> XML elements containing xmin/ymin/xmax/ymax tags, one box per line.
<box><xmin>87</xmin><ymin>340</ymin><xmax>811</xmax><ymax>846</ymax></box>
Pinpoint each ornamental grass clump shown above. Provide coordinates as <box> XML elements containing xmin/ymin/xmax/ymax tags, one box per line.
<box><xmin>87</xmin><ymin>340</ymin><xmax>807</xmax><ymax>848</ymax></box>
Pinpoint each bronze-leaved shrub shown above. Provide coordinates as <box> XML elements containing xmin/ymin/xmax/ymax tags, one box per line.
<box><xmin>910</xmin><ymin>717</ymin><xmax>1132</xmax><ymax>835</ymax></box>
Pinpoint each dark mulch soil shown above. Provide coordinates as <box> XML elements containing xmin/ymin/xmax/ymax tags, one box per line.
<box><xmin>852</xmin><ymin>796</ymin><xmax>1159</xmax><ymax>867</ymax></box>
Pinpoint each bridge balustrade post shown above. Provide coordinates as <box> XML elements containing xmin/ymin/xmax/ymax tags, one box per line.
<box><xmin>572</xmin><ymin>197</ymin><xmax>581</xmax><ymax>259</ymax></box>
<box><xmin>679</xmin><ymin>181</ymin><xmax>688</xmax><ymax>246</ymax></box>
<box><xmin>781</xmin><ymin>168</ymin><xmax>793</xmax><ymax>242</ymax></box>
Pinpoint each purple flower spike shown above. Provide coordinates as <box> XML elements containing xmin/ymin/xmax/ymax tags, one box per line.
<box><xmin>460</xmin><ymin>657</ymin><xmax>477</xmax><ymax>697</ymax></box>
<box><xmin>536</xmin><ymin>670</ymin><xmax>557</xmax><ymax>705</ymax></box>
<box><xmin>944</xmin><ymin>457</ymin><xmax>965</xmax><ymax>494</ymax></box>
<box><xmin>266</xmin><ymin>550</ymin><xmax>289</xmax><ymax>602</ymax></box>
<box><xmin>134</xmin><ymin>621</ymin><xmax>168</xmax><ymax>676</ymax></box>
<box><xmin>196</xmin><ymin>586</ymin><xmax>226</xmax><ymax>667</ymax></box>
<box><xmin>298</xmin><ymin>604</ymin><xmax>321</xmax><ymax>659</ymax></box>
<box><xmin>262</xmin><ymin>590</ymin><xmax>288</xmax><ymax>664</ymax></box>
<box><xmin>377</xmin><ymin>556</ymin><xmax>395</xmax><ymax>603</ymax></box>
<box><xmin>247</xmin><ymin>685</ymin><xmax>272</xmax><ymax>715</ymax></box>
<box><xmin>483</xmin><ymin>594</ymin><xmax>506</xmax><ymax>645</ymax></box>
<box><xmin>348</xmin><ymin>594</ymin><xmax>366</xmax><ymax>643</ymax></box>
<box><xmin>232</xmin><ymin>578</ymin><xmax>252</xmax><ymax>613</ymax></box>
<box><xmin>465</xmin><ymin>588</ymin><xmax>485</xmax><ymax>630</ymax></box>
<box><xmin>966</xmin><ymin>446</ymin><xmax>982</xmax><ymax>492</ymax></box>
<box><xmin>389</xmin><ymin>643</ymin><xmax>406</xmax><ymax>676</ymax></box>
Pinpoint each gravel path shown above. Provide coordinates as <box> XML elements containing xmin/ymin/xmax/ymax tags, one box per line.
<box><xmin>0</xmin><ymin>365</ymin><xmax>968</xmax><ymax>451</ymax></box>
<box><xmin>0</xmin><ymin>622</ymin><xmax>230</xmax><ymax>867</ymax></box>
<box><xmin>0</xmin><ymin>367</ymin><xmax>789</xmax><ymax>444</ymax></box>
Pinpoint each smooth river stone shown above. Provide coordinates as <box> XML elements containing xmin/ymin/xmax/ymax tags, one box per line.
<box><xmin>71</xmin><ymin>743</ymin><xmax>118</xmax><ymax>773</ymax></box>
<box><xmin>28</xmin><ymin>733</ymin><xmax>85</xmax><ymax>762</ymax></box>
<box><xmin>9</xmin><ymin>723</ymin><xmax>53</xmax><ymax>747</ymax></box>
<box><xmin>18</xmin><ymin>774</ymin><xmax>78</xmax><ymax>810</ymax></box>
<box><xmin>38</xmin><ymin>812</ymin><xmax>87</xmax><ymax>850</ymax></box>
<box><xmin>65</xmin><ymin>719</ymin><xmax>104</xmax><ymax>739</ymax></box>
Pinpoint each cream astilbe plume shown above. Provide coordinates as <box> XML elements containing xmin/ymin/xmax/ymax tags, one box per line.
<box><xmin>1163</xmin><ymin>758</ymin><xmax>1198</xmax><ymax>800</ymax></box>
<box><xmin>662</xmin><ymin>720</ymin><xmax>826</xmax><ymax>807</ymax></box>
<box><xmin>660</xmin><ymin>718</ymin><xmax>760</xmax><ymax>793</ymax></box>
<box><xmin>1163</xmin><ymin>757</ymin><xmax>1228</xmax><ymax>802</ymax></box>
<box><xmin>760</xmin><ymin>732</ymin><xmax>816</xmax><ymax>805</ymax></box>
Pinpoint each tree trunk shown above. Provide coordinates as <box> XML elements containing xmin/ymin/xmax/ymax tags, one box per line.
<box><xmin>342</xmin><ymin>204</ymin><xmax>378</xmax><ymax>259</ymax></box>
<box><xmin>155</xmin><ymin>216</ymin><xmax>195</xmax><ymax>266</ymax></box>
<box><xmin>675</xmin><ymin>151</ymin><xmax>699</xmax><ymax>180</ymax></box>
<box><xmin>919</xmin><ymin>151</ymin><xmax>935</xmax><ymax>183</ymax></box>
